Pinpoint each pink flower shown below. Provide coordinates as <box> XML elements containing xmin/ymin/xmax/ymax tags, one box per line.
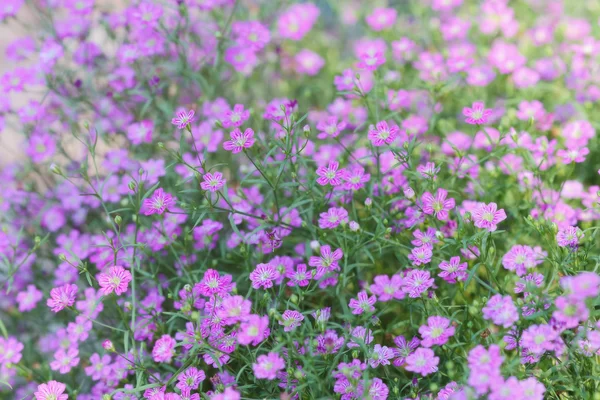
<box><xmin>370</xmin><ymin>274</ymin><xmax>404</xmax><ymax>301</ymax></box>
<box><xmin>97</xmin><ymin>266</ymin><xmax>132</xmax><ymax>296</ymax></box>
<box><xmin>253</xmin><ymin>352</ymin><xmax>285</xmax><ymax>380</ymax></box>
<box><xmin>277</xmin><ymin>3</ymin><xmax>319</xmax><ymax>41</ymax></box>
<box><xmin>249</xmin><ymin>263</ymin><xmax>280</xmax><ymax>290</ymax></box>
<box><xmin>279</xmin><ymin>310</ymin><xmax>304</xmax><ymax>332</ymax></box>
<box><xmin>153</xmin><ymin>334</ymin><xmax>176</xmax><ymax>363</ymax></box>
<box><xmin>318</xmin><ymin>207</ymin><xmax>349</xmax><ymax>229</ymax></box>
<box><xmin>402</xmin><ymin>270</ymin><xmax>434</xmax><ymax>298</ymax></box>
<box><xmin>237</xmin><ymin>314</ymin><xmax>270</xmax><ymax>346</ymax></box>
<box><xmin>286</xmin><ymin>263</ymin><xmax>311</xmax><ymax>287</ymax></box>
<box><xmin>348</xmin><ymin>291</ymin><xmax>376</xmax><ymax>315</ymax></box>
<box><xmin>556</xmin><ymin>226</ymin><xmax>583</xmax><ymax>248</ymax></box>
<box><xmin>47</xmin><ymin>284</ymin><xmax>78</xmax><ymax>312</ymax></box>
<box><xmin>405</xmin><ymin>347</ymin><xmax>439</xmax><ymax>376</ymax></box>
<box><xmin>557</xmin><ymin>146</ymin><xmax>590</xmax><ymax>163</ymax></box>
<box><xmin>127</xmin><ymin>120</ymin><xmax>153</xmax><ymax>145</ymax></box>
<box><xmin>357</xmin><ymin>52</ymin><xmax>386</xmax><ymax>71</ymax></box>
<box><xmin>419</xmin><ymin>316</ymin><xmax>455</xmax><ymax>347</ymax></box>
<box><xmin>171</xmin><ymin>109</ymin><xmax>195</xmax><ymax>129</ymax></box>
<box><xmin>222</xmin><ymin>104</ymin><xmax>250</xmax><ymax>128</ymax></box>
<box><xmin>463</xmin><ymin>101</ymin><xmax>492</xmax><ymax>125</ymax></box>
<box><xmin>309</xmin><ymin>245</ymin><xmax>343</xmax><ymax>279</ymax></box>
<box><xmin>217</xmin><ymin>295</ymin><xmax>252</xmax><ymax>324</ymax></box>
<box><xmin>195</xmin><ymin>269</ymin><xmax>234</xmax><ymax>297</ymax></box>
<box><xmin>50</xmin><ymin>347</ymin><xmax>80</xmax><ymax>374</ymax></box>
<box><xmin>472</xmin><ymin>202</ymin><xmax>507</xmax><ymax>232</ymax></box>
<box><xmin>316</xmin><ymin>116</ymin><xmax>346</xmax><ymax>139</ymax></box>
<box><xmin>295</xmin><ymin>49</ymin><xmax>325</xmax><ymax>76</ymax></box>
<box><xmin>176</xmin><ymin>367</ymin><xmax>206</xmax><ymax>391</ymax></box>
<box><xmin>143</xmin><ymin>188</ymin><xmax>176</xmax><ymax>215</ymax></box>
<box><xmin>365</xmin><ymin>7</ymin><xmax>397</xmax><ymax>31</ymax></box>
<box><xmin>16</xmin><ymin>284</ymin><xmax>43</xmax><ymax>312</ymax></box>
<box><xmin>408</xmin><ymin>246</ymin><xmax>433</xmax><ymax>266</ymax></box>
<box><xmin>421</xmin><ymin>188</ymin><xmax>455</xmax><ymax>221</ymax></box>
<box><xmin>316</xmin><ymin>161</ymin><xmax>346</xmax><ymax>186</ymax></box>
<box><xmin>201</xmin><ymin>172</ymin><xmax>226</xmax><ymax>192</ymax></box>
<box><xmin>34</xmin><ymin>380</ymin><xmax>68</xmax><ymax>400</ymax></box>
<box><xmin>223</xmin><ymin>128</ymin><xmax>255</xmax><ymax>153</ymax></box>
<box><xmin>210</xmin><ymin>387</ymin><xmax>241</xmax><ymax>400</ymax></box>
<box><xmin>438</xmin><ymin>256</ymin><xmax>468</xmax><ymax>284</ymax></box>
<box><xmin>368</xmin><ymin>344</ymin><xmax>395</xmax><ymax>367</ymax></box>
<box><xmin>0</xmin><ymin>337</ymin><xmax>23</xmax><ymax>365</ymax></box>
<box><xmin>368</xmin><ymin>120</ymin><xmax>399</xmax><ymax>146</ymax></box>
<box><xmin>482</xmin><ymin>295</ymin><xmax>519</xmax><ymax>328</ymax></box>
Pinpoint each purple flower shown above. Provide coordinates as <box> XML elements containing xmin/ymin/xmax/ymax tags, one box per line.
<box><xmin>143</xmin><ymin>188</ymin><xmax>176</xmax><ymax>216</ymax></box>
<box><xmin>419</xmin><ymin>316</ymin><xmax>455</xmax><ymax>347</ymax></box>
<box><xmin>368</xmin><ymin>120</ymin><xmax>399</xmax><ymax>146</ymax></box>
<box><xmin>348</xmin><ymin>291</ymin><xmax>376</xmax><ymax>315</ymax></box>
<box><xmin>47</xmin><ymin>284</ymin><xmax>78</xmax><ymax>313</ymax></box>
<box><xmin>249</xmin><ymin>263</ymin><xmax>280</xmax><ymax>290</ymax></box>
<box><xmin>472</xmin><ymin>202</ymin><xmax>507</xmax><ymax>232</ymax></box>
<box><xmin>171</xmin><ymin>109</ymin><xmax>195</xmax><ymax>129</ymax></box>
<box><xmin>223</xmin><ymin>128</ymin><xmax>255</xmax><ymax>153</ymax></box>
<box><xmin>279</xmin><ymin>310</ymin><xmax>304</xmax><ymax>332</ymax></box>
<box><xmin>201</xmin><ymin>172</ymin><xmax>226</xmax><ymax>192</ymax></box>
<box><xmin>463</xmin><ymin>101</ymin><xmax>492</xmax><ymax>125</ymax></box>
<box><xmin>421</xmin><ymin>188</ymin><xmax>455</xmax><ymax>221</ymax></box>
<box><xmin>402</xmin><ymin>270</ymin><xmax>434</xmax><ymax>298</ymax></box>
<box><xmin>253</xmin><ymin>352</ymin><xmax>285</xmax><ymax>380</ymax></box>
<box><xmin>405</xmin><ymin>347</ymin><xmax>439</xmax><ymax>376</ymax></box>
<box><xmin>316</xmin><ymin>161</ymin><xmax>346</xmax><ymax>186</ymax></box>
<box><xmin>318</xmin><ymin>207</ymin><xmax>349</xmax><ymax>229</ymax></box>
<box><xmin>438</xmin><ymin>256</ymin><xmax>468</xmax><ymax>284</ymax></box>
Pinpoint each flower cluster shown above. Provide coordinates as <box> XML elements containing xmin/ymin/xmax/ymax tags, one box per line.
<box><xmin>1</xmin><ymin>0</ymin><xmax>600</xmax><ymax>399</ymax></box>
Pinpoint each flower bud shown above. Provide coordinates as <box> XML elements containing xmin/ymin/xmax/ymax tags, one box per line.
<box><xmin>102</xmin><ymin>340</ymin><xmax>115</xmax><ymax>352</ymax></box>
<box><xmin>310</xmin><ymin>240</ymin><xmax>320</xmax><ymax>251</ymax></box>
<box><xmin>114</xmin><ymin>215</ymin><xmax>122</xmax><ymax>227</ymax></box>
<box><xmin>365</xmin><ymin>197</ymin><xmax>372</xmax><ymax>207</ymax></box>
<box><xmin>349</xmin><ymin>221</ymin><xmax>360</xmax><ymax>232</ymax></box>
<box><xmin>49</xmin><ymin>163</ymin><xmax>62</xmax><ymax>175</ymax></box>
<box><xmin>403</xmin><ymin>186</ymin><xmax>415</xmax><ymax>199</ymax></box>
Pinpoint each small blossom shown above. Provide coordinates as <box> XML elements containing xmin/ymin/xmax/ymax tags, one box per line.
<box><xmin>47</xmin><ymin>284</ymin><xmax>78</xmax><ymax>313</ymax></box>
<box><xmin>171</xmin><ymin>109</ymin><xmax>195</xmax><ymax>129</ymax></box>
<box><xmin>97</xmin><ymin>266</ymin><xmax>132</xmax><ymax>296</ymax></box>
<box><xmin>463</xmin><ymin>101</ymin><xmax>492</xmax><ymax>125</ymax></box>
<box><xmin>316</xmin><ymin>161</ymin><xmax>346</xmax><ymax>186</ymax></box>
<box><xmin>419</xmin><ymin>316</ymin><xmax>455</xmax><ymax>347</ymax></box>
<box><xmin>405</xmin><ymin>347</ymin><xmax>439</xmax><ymax>376</ymax></box>
<box><xmin>34</xmin><ymin>380</ymin><xmax>68</xmax><ymax>400</ymax></box>
<box><xmin>153</xmin><ymin>335</ymin><xmax>176</xmax><ymax>363</ymax></box>
<box><xmin>279</xmin><ymin>310</ymin><xmax>304</xmax><ymax>332</ymax></box>
<box><xmin>368</xmin><ymin>120</ymin><xmax>399</xmax><ymax>146</ymax></box>
<box><xmin>143</xmin><ymin>188</ymin><xmax>176</xmax><ymax>215</ymax></box>
<box><xmin>223</xmin><ymin>128</ymin><xmax>255</xmax><ymax>153</ymax></box>
<box><xmin>348</xmin><ymin>291</ymin><xmax>376</xmax><ymax>314</ymax></box>
<box><xmin>421</xmin><ymin>188</ymin><xmax>455</xmax><ymax>221</ymax></box>
<box><xmin>201</xmin><ymin>172</ymin><xmax>226</xmax><ymax>192</ymax></box>
<box><xmin>253</xmin><ymin>352</ymin><xmax>285</xmax><ymax>380</ymax></box>
<box><xmin>472</xmin><ymin>202</ymin><xmax>507</xmax><ymax>232</ymax></box>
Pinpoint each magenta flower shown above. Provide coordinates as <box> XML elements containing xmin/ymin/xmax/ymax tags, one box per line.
<box><xmin>482</xmin><ymin>294</ymin><xmax>519</xmax><ymax>328</ymax></box>
<box><xmin>143</xmin><ymin>188</ymin><xmax>176</xmax><ymax>216</ymax></box>
<box><xmin>195</xmin><ymin>269</ymin><xmax>234</xmax><ymax>297</ymax></box>
<box><xmin>318</xmin><ymin>206</ymin><xmax>349</xmax><ymax>229</ymax></box>
<box><xmin>402</xmin><ymin>270</ymin><xmax>434</xmax><ymax>298</ymax></box>
<box><xmin>368</xmin><ymin>120</ymin><xmax>399</xmax><ymax>146</ymax></box>
<box><xmin>463</xmin><ymin>101</ymin><xmax>492</xmax><ymax>125</ymax></box>
<box><xmin>253</xmin><ymin>352</ymin><xmax>285</xmax><ymax>380</ymax></box>
<box><xmin>47</xmin><ymin>283</ymin><xmax>78</xmax><ymax>312</ymax></box>
<box><xmin>201</xmin><ymin>172</ymin><xmax>226</xmax><ymax>192</ymax></box>
<box><xmin>16</xmin><ymin>284</ymin><xmax>43</xmax><ymax>312</ymax></box>
<box><xmin>408</xmin><ymin>245</ymin><xmax>433</xmax><ymax>266</ymax></box>
<box><xmin>97</xmin><ymin>266</ymin><xmax>132</xmax><ymax>296</ymax></box>
<box><xmin>34</xmin><ymin>380</ymin><xmax>68</xmax><ymax>400</ymax></box>
<box><xmin>176</xmin><ymin>367</ymin><xmax>206</xmax><ymax>391</ymax></box>
<box><xmin>472</xmin><ymin>202</ymin><xmax>507</xmax><ymax>232</ymax></box>
<box><xmin>171</xmin><ymin>109</ymin><xmax>195</xmax><ymax>129</ymax></box>
<box><xmin>217</xmin><ymin>295</ymin><xmax>252</xmax><ymax>324</ymax></box>
<box><xmin>223</xmin><ymin>128</ymin><xmax>255</xmax><ymax>153</ymax></box>
<box><xmin>50</xmin><ymin>347</ymin><xmax>80</xmax><ymax>374</ymax></box>
<box><xmin>556</xmin><ymin>226</ymin><xmax>583</xmax><ymax>248</ymax></box>
<box><xmin>343</xmin><ymin>166</ymin><xmax>370</xmax><ymax>191</ymax></box>
<box><xmin>419</xmin><ymin>316</ymin><xmax>455</xmax><ymax>347</ymax></box>
<box><xmin>222</xmin><ymin>104</ymin><xmax>250</xmax><ymax>128</ymax></box>
<box><xmin>309</xmin><ymin>245</ymin><xmax>343</xmax><ymax>279</ymax></box>
<box><xmin>405</xmin><ymin>347</ymin><xmax>439</xmax><ymax>376</ymax></box>
<box><xmin>348</xmin><ymin>291</ymin><xmax>377</xmax><ymax>315</ymax></box>
<box><xmin>357</xmin><ymin>52</ymin><xmax>386</xmax><ymax>71</ymax></box>
<box><xmin>368</xmin><ymin>344</ymin><xmax>395</xmax><ymax>368</ymax></box>
<box><xmin>316</xmin><ymin>161</ymin><xmax>346</xmax><ymax>186</ymax></box>
<box><xmin>421</xmin><ymin>188</ymin><xmax>455</xmax><ymax>221</ymax></box>
<box><xmin>393</xmin><ymin>335</ymin><xmax>420</xmax><ymax>367</ymax></box>
<box><xmin>286</xmin><ymin>263</ymin><xmax>311</xmax><ymax>287</ymax></box>
<box><xmin>0</xmin><ymin>337</ymin><xmax>23</xmax><ymax>365</ymax></box>
<box><xmin>438</xmin><ymin>256</ymin><xmax>468</xmax><ymax>284</ymax></box>
<box><xmin>370</xmin><ymin>274</ymin><xmax>404</xmax><ymax>301</ymax></box>
<box><xmin>316</xmin><ymin>116</ymin><xmax>346</xmax><ymax>139</ymax></box>
<box><xmin>279</xmin><ymin>310</ymin><xmax>304</xmax><ymax>332</ymax></box>
<box><xmin>249</xmin><ymin>263</ymin><xmax>280</xmax><ymax>290</ymax></box>
<box><xmin>153</xmin><ymin>334</ymin><xmax>176</xmax><ymax>363</ymax></box>
<box><xmin>237</xmin><ymin>314</ymin><xmax>269</xmax><ymax>346</ymax></box>
<box><xmin>557</xmin><ymin>146</ymin><xmax>590</xmax><ymax>163</ymax></box>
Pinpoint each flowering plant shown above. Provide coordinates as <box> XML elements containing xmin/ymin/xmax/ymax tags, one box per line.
<box><xmin>1</xmin><ymin>0</ymin><xmax>600</xmax><ymax>399</ymax></box>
